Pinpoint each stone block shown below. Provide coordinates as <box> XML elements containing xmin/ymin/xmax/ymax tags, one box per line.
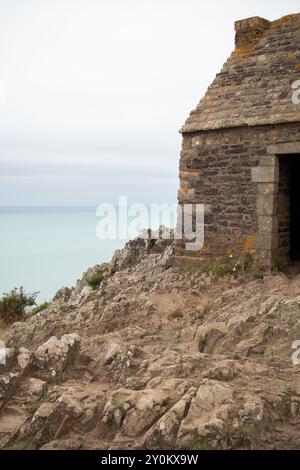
<box><xmin>257</xmin><ymin>182</ymin><xmax>277</xmax><ymax>195</ymax></box>
<box><xmin>259</xmin><ymin>155</ymin><xmax>278</xmax><ymax>167</ymax></box>
<box><xmin>256</xmin><ymin>194</ymin><xmax>274</xmax><ymax>216</ymax></box>
<box><xmin>267</xmin><ymin>143</ymin><xmax>300</xmax><ymax>155</ymax></box>
<box><xmin>254</xmin><ymin>235</ymin><xmax>277</xmax><ymax>251</ymax></box>
<box><xmin>256</xmin><ymin>250</ymin><xmax>273</xmax><ymax>269</ymax></box>
<box><xmin>257</xmin><ymin>216</ymin><xmax>274</xmax><ymax>235</ymax></box>
<box><xmin>251</xmin><ymin>166</ymin><xmax>279</xmax><ymax>183</ymax></box>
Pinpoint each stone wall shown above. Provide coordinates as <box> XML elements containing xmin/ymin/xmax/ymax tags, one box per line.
<box><xmin>176</xmin><ymin>123</ymin><xmax>300</xmax><ymax>267</ymax></box>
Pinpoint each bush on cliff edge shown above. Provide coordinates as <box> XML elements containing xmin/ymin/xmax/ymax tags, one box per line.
<box><xmin>0</xmin><ymin>287</ymin><xmax>38</xmax><ymax>324</ymax></box>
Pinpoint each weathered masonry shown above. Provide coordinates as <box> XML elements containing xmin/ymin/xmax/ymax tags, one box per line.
<box><xmin>176</xmin><ymin>14</ymin><xmax>300</xmax><ymax>268</ymax></box>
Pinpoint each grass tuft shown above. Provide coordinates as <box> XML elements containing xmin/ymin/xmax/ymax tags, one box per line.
<box><xmin>169</xmin><ymin>308</ymin><xmax>184</xmax><ymax>319</ymax></box>
<box><xmin>31</xmin><ymin>301</ymin><xmax>51</xmax><ymax>315</ymax></box>
<box><xmin>197</xmin><ymin>335</ymin><xmax>206</xmax><ymax>352</ymax></box>
<box><xmin>85</xmin><ymin>271</ymin><xmax>104</xmax><ymax>289</ymax></box>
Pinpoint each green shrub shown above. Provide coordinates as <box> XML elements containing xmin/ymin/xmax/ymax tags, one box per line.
<box><xmin>85</xmin><ymin>271</ymin><xmax>104</xmax><ymax>289</ymax></box>
<box><xmin>170</xmin><ymin>308</ymin><xmax>184</xmax><ymax>319</ymax></box>
<box><xmin>31</xmin><ymin>301</ymin><xmax>51</xmax><ymax>315</ymax></box>
<box><xmin>0</xmin><ymin>287</ymin><xmax>38</xmax><ymax>324</ymax></box>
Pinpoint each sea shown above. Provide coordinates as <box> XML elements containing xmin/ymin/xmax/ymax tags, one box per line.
<box><xmin>0</xmin><ymin>207</ymin><xmax>126</xmax><ymax>303</ymax></box>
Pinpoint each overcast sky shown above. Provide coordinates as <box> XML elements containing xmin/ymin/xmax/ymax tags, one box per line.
<box><xmin>0</xmin><ymin>0</ymin><xmax>299</xmax><ymax>206</ymax></box>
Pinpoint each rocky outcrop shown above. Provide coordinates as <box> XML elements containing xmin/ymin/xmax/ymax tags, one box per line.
<box><xmin>33</xmin><ymin>334</ymin><xmax>81</xmax><ymax>383</ymax></box>
<box><xmin>1</xmin><ymin>234</ymin><xmax>300</xmax><ymax>449</ymax></box>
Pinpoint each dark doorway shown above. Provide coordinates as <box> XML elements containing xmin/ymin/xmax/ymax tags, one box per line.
<box><xmin>278</xmin><ymin>155</ymin><xmax>300</xmax><ymax>261</ymax></box>
<box><xmin>290</xmin><ymin>156</ymin><xmax>300</xmax><ymax>260</ymax></box>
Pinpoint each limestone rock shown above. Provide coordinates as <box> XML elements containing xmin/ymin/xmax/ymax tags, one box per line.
<box><xmin>55</xmin><ymin>382</ymin><xmax>106</xmax><ymax>431</ymax></box>
<box><xmin>0</xmin><ymin>405</ymin><xmax>29</xmax><ymax>447</ymax></box>
<box><xmin>17</xmin><ymin>348</ymin><xmax>32</xmax><ymax>371</ymax></box>
<box><xmin>177</xmin><ymin>380</ymin><xmax>234</xmax><ymax>448</ymax></box>
<box><xmin>33</xmin><ymin>334</ymin><xmax>81</xmax><ymax>381</ymax></box>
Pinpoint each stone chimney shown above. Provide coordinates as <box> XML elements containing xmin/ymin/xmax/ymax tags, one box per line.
<box><xmin>234</xmin><ymin>16</ymin><xmax>271</xmax><ymax>49</ymax></box>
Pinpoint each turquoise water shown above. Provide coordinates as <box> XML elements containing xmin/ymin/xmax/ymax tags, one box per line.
<box><xmin>0</xmin><ymin>207</ymin><xmax>125</xmax><ymax>303</ymax></box>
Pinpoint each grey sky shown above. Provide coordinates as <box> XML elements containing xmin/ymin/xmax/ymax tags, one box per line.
<box><xmin>0</xmin><ymin>0</ymin><xmax>299</xmax><ymax>206</ymax></box>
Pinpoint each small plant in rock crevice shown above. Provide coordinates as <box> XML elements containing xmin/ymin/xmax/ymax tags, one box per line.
<box><xmin>197</xmin><ymin>335</ymin><xmax>206</xmax><ymax>352</ymax></box>
<box><xmin>195</xmin><ymin>305</ymin><xmax>210</xmax><ymax>321</ymax></box>
<box><xmin>169</xmin><ymin>308</ymin><xmax>184</xmax><ymax>319</ymax></box>
<box><xmin>85</xmin><ymin>271</ymin><xmax>104</xmax><ymax>289</ymax></box>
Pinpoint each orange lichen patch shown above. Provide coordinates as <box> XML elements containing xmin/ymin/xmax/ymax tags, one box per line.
<box><xmin>178</xmin><ymin>186</ymin><xmax>195</xmax><ymax>200</ymax></box>
<box><xmin>244</xmin><ymin>234</ymin><xmax>254</xmax><ymax>252</ymax></box>
<box><xmin>237</xmin><ymin>31</ymin><xmax>265</xmax><ymax>48</ymax></box>
<box><xmin>179</xmin><ymin>170</ymin><xmax>200</xmax><ymax>180</ymax></box>
<box><xmin>294</xmin><ymin>64</ymin><xmax>300</xmax><ymax>71</ymax></box>
<box><xmin>280</xmin><ymin>14</ymin><xmax>299</xmax><ymax>24</ymax></box>
<box><xmin>286</xmin><ymin>54</ymin><xmax>295</xmax><ymax>62</ymax></box>
<box><xmin>232</xmin><ymin>44</ymin><xmax>256</xmax><ymax>58</ymax></box>
<box><xmin>272</xmin><ymin>14</ymin><xmax>300</xmax><ymax>28</ymax></box>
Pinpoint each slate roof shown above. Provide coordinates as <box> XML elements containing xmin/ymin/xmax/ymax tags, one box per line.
<box><xmin>181</xmin><ymin>14</ymin><xmax>300</xmax><ymax>133</ymax></box>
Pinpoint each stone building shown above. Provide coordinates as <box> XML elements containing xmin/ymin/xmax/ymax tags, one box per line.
<box><xmin>176</xmin><ymin>14</ymin><xmax>300</xmax><ymax>268</ymax></box>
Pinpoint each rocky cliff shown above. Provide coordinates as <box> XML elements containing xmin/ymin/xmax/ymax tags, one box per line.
<box><xmin>1</xmin><ymin>234</ymin><xmax>300</xmax><ymax>450</ymax></box>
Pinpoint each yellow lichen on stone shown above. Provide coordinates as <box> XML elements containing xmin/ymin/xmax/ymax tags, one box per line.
<box><xmin>272</xmin><ymin>14</ymin><xmax>299</xmax><ymax>29</ymax></box>
<box><xmin>286</xmin><ymin>54</ymin><xmax>295</xmax><ymax>62</ymax></box>
<box><xmin>280</xmin><ymin>14</ymin><xmax>298</xmax><ymax>24</ymax></box>
<box><xmin>231</xmin><ymin>45</ymin><xmax>256</xmax><ymax>58</ymax></box>
<box><xmin>244</xmin><ymin>234</ymin><xmax>254</xmax><ymax>252</ymax></box>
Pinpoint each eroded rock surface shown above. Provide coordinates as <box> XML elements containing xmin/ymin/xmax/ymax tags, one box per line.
<box><xmin>1</xmin><ymin>234</ymin><xmax>300</xmax><ymax>449</ymax></box>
